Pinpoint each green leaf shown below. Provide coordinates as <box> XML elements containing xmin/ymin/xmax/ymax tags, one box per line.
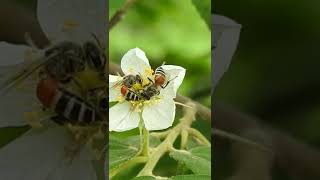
<box><xmin>169</xmin><ymin>147</ymin><xmax>211</xmax><ymax>175</ymax></box>
<box><xmin>109</xmin><ymin>136</ymin><xmax>138</xmax><ymax>169</ymax></box>
<box><xmin>109</xmin><ymin>134</ymin><xmax>161</xmax><ymax>169</ymax></box>
<box><xmin>192</xmin><ymin>0</ymin><xmax>211</xmax><ymax>28</ymax></box>
<box><xmin>189</xmin><ymin>146</ymin><xmax>211</xmax><ymax>161</ymax></box>
<box><xmin>132</xmin><ymin>176</ymin><xmax>156</xmax><ymax>180</ymax></box>
<box><xmin>170</xmin><ymin>174</ymin><xmax>211</xmax><ymax>180</ymax></box>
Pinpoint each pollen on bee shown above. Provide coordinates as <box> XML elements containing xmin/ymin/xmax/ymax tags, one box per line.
<box><xmin>132</xmin><ymin>82</ymin><xmax>143</xmax><ymax>90</ymax></box>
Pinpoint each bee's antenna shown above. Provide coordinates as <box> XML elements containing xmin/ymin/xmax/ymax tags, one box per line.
<box><xmin>167</xmin><ymin>75</ymin><xmax>178</xmax><ymax>82</ymax></box>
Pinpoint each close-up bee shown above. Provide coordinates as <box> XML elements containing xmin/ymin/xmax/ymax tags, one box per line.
<box><xmin>111</xmin><ymin>74</ymin><xmax>144</xmax><ymax>101</ymax></box>
<box><xmin>0</xmin><ymin>38</ymin><xmax>108</xmax><ymax>129</ymax></box>
<box><xmin>153</xmin><ymin>65</ymin><xmax>177</xmax><ymax>89</ymax></box>
<box><xmin>36</xmin><ymin>77</ymin><xmax>104</xmax><ymax>125</ymax></box>
<box><xmin>140</xmin><ymin>81</ymin><xmax>160</xmax><ymax>100</ymax></box>
<box><xmin>43</xmin><ymin>35</ymin><xmax>106</xmax><ymax>84</ymax></box>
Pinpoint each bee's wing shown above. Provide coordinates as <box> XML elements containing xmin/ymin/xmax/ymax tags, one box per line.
<box><xmin>110</xmin><ymin>80</ymin><xmax>123</xmax><ymax>89</ymax></box>
<box><xmin>0</xmin><ymin>51</ymin><xmax>59</xmax><ymax>94</ymax></box>
<box><xmin>37</xmin><ymin>0</ymin><xmax>107</xmax><ymax>44</ymax></box>
<box><xmin>0</xmin><ymin>64</ymin><xmax>41</xmax><ymax>127</ymax></box>
<box><xmin>109</xmin><ymin>75</ymin><xmax>124</xmax><ymax>102</ymax></box>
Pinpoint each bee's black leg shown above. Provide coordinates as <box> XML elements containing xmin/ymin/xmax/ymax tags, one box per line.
<box><xmin>161</xmin><ymin>81</ymin><xmax>170</xmax><ymax>89</ymax></box>
<box><xmin>147</xmin><ymin>77</ymin><xmax>154</xmax><ymax>83</ymax></box>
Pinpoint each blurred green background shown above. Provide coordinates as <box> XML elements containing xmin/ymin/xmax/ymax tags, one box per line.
<box><xmin>214</xmin><ymin>0</ymin><xmax>320</xmax><ymax>179</ymax></box>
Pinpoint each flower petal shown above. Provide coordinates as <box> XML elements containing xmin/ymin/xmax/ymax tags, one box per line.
<box><xmin>37</xmin><ymin>0</ymin><xmax>107</xmax><ymax>43</ymax></box>
<box><xmin>161</xmin><ymin>65</ymin><xmax>186</xmax><ymax>95</ymax></box>
<box><xmin>142</xmin><ymin>98</ymin><xmax>175</xmax><ymax>131</ymax></box>
<box><xmin>0</xmin><ymin>64</ymin><xmax>38</xmax><ymax>127</ymax></box>
<box><xmin>121</xmin><ymin>48</ymin><xmax>151</xmax><ymax>75</ymax></box>
<box><xmin>0</xmin><ymin>42</ymin><xmax>30</xmax><ymax>66</ymax></box>
<box><xmin>212</xmin><ymin>14</ymin><xmax>241</xmax><ymax>91</ymax></box>
<box><xmin>46</xmin><ymin>147</ymin><xmax>97</xmax><ymax>180</ymax></box>
<box><xmin>109</xmin><ymin>102</ymin><xmax>140</xmax><ymax>132</ymax></box>
<box><xmin>0</xmin><ymin>127</ymin><xmax>68</xmax><ymax>180</ymax></box>
<box><xmin>159</xmin><ymin>80</ymin><xmax>175</xmax><ymax>99</ymax></box>
<box><xmin>109</xmin><ymin>75</ymin><xmax>123</xmax><ymax>102</ymax></box>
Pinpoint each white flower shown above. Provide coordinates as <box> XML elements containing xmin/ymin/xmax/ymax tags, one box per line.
<box><xmin>0</xmin><ymin>0</ymin><xmax>106</xmax><ymax>179</ymax></box>
<box><xmin>212</xmin><ymin>14</ymin><xmax>241</xmax><ymax>91</ymax></box>
<box><xmin>109</xmin><ymin>48</ymin><xmax>186</xmax><ymax>132</ymax></box>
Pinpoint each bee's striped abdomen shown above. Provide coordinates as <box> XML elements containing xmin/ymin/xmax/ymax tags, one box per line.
<box><xmin>125</xmin><ymin>90</ymin><xmax>141</xmax><ymax>101</ymax></box>
<box><xmin>52</xmin><ymin>89</ymin><xmax>101</xmax><ymax>124</ymax></box>
<box><xmin>155</xmin><ymin>66</ymin><xmax>166</xmax><ymax>77</ymax></box>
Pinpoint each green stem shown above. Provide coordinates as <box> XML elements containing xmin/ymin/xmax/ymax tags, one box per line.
<box><xmin>135</xmin><ymin>118</ymin><xmax>144</xmax><ymax>156</ymax></box>
<box><xmin>188</xmin><ymin>128</ymin><xmax>211</xmax><ymax>146</ymax></box>
<box><xmin>138</xmin><ymin>103</ymin><xmax>197</xmax><ymax>177</ymax></box>
<box><xmin>142</xmin><ymin>126</ymin><xmax>149</xmax><ymax>156</ymax></box>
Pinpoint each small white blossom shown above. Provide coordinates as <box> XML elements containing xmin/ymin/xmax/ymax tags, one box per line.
<box><xmin>0</xmin><ymin>0</ymin><xmax>106</xmax><ymax>179</ymax></box>
<box><xmin>109</xmin><ymin>48</ymin><xmax>186</xmax><ymax>132</ymax></box>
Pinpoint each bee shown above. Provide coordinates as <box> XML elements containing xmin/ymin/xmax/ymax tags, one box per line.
<box><xmin>112</xmin><ymin>74</ymin><xmax>143</xmax><ymax>101</ymax></box>
<box><xmin>0</xmin><ymin>33</ymin><xmax>106</xmax><ymax>93</ymax></box>
<box><xmin>41</xmin><ymin>34</ymin><xmax>106</xmax><ymax>84</ymax></box>
<box><xmin>121</xmin><ymin>86</ymin><xmax>142</xmax><ymax>101</ymax></box>
<box><xmin>154</xmin><ymin>66</ymin><xmax>169</xmax><ymax>88</ymax></box>
<box><xmin>153</xmin><ymin>65</ymin><xmax>178</xmax><ymax>88</ymax></box>
<box><xmin>140</xmin><ymin>83</ymin><xmax>160</xmax><ymax>100</ymax></box>
<box><xmin>122</xmin><ymin>74</ymin><xmax>143</xmax><ymax>88</ymax></box>
<box><xmin>139</xmin><ymin>65</ymin><xmax>178</xmax><ymax>100</ymax></box>
<box><xmin>36</xmin><ymin>77</ymin><xmax>103</xmax><ymax>125</ymax></box>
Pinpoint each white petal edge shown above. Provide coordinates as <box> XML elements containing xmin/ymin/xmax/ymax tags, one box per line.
<box><xmin>37</xmin><ymin>0</ymin><xmax>107</xmax><ymax>43</ymax></box>
<box><xmin>0</xmin><ymin>42</ymin><xmax>30</xmax><ymax>66</ymax></box>
<box><xmin>0</xmin><ymin>127</ymin><xmax>68</xmax><ymax>180</ymax></box>
<box><xmin>109</xmin><ymin>75</ymin><xmax>123</xmax><ymax>102</ymax></box>
<box><xmin>161</xmin><ymin>65</ymin><xmax>186</xmax><ymax>95</ymax></box>
<box><xmin>212</xmin><ymin>14</ymin><xmax>241</xmax><ymax>91</ymax></box>
<box><xmin>120</xmin><ymin>48</ymin><xmax>151</xmax><ymax>75</ymax></box>
<box><xmin>109</xmin><ymin>101</ymin><xmax>140</xmax><ymax>132</ymax></box>
<box><xmin>142</xmin><ymin>98</ymin><xmax>175</xmax><ymax>131</ymax></box>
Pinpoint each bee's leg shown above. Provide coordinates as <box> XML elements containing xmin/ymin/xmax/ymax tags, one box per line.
<box><xmin>161</xmin><ymin>81</ymin><xmax>170</xmax><ymax>89</ymax></box>
<box><xmin>161</xmin><ymin>76</ymin><xmax>178</xmax><ymax>89</ymax></box>
<box><xmin>147</xmin><ymin>77</ymin><xmax>154</xmax><ymax>83</ymax></box>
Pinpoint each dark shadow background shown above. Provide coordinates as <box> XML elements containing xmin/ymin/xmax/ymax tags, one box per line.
<box><xmin>214</xmin><ymin>0</ymin><xmax>320</xmax><ymax>179</ymax></box>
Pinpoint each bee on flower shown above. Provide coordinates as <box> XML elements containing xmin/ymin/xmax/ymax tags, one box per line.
<box><xmin>109</xmin><ymin>48</ymin><xmax>186</xmax><ymax>131</ymax></box>
<box><xmin>0</xmin><ymin>0</ymin><xmax>107</xmax><ymax>179</ymax></box>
